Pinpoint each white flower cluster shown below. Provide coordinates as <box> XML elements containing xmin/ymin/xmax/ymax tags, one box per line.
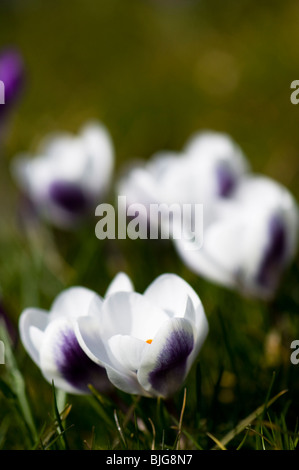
<box><xmin>13</xmin><ymin>122</ymin><xmax>299</xmax><ymax>397</ymax></box>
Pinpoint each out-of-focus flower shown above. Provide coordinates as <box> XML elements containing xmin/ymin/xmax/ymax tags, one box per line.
<box><xmin>118</xmin><ymin>131</ymin><xmax>299</xmax><ymax>299</ymax></box>
<box><xmin>118</xmin><ymin>131</ymin><xmax>248</xmax><ymax>211</ymax></box>
<box><xmin>75</xmin><ymin>273</ymin><xmax>209</xmax><ymax>398</ymax></box>
<box><xmin>117</xmin><ymin>131</ymin><xmax>248</xmax><ymax>244</ymax></box>
<box><xmin>12</xmin><ymin>121</ymin><xmax>114</xmax><ymax>229</ymax></box>
<box><xmin>18</xmin><ymin>272</ymin><xmax>132</xmax><ymax>394</ymax></box>
<box><xmin>175</xmin><ymin>176</ymin><xmax>299</xmax><ymax>299</ymax></box>
<box><xmin>0</xmin><ymin>47</ymin><xmax>24</xmax><ymax>119</ymax></box>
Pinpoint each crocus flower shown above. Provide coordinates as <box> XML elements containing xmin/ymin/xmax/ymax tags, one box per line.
<box><xmin>75</xmin><ymin>273</ymin><xmax>209</xmax><ymax>398</ymax></box>
<box><xmin>118</xmin><ymin>131</ymin><xmax>248</xmax><ymax>211</ymax></box>
<box><xmin>12</xmin><ymin>121</ymin><xmax>114</xmax><ymax>229</ymax></box>
<box><xmin>0</xmin><ymin>47</ymin><xmax>24</xmax><ymax>119</ymax></box>
<box><xmin>18</xmin><ymin>272</ymin><xmax>133</xmax><ymax>394</ymax></box>
<box><xmin>118</xmin><ymin>131</ymin><xmax>298</xmax><ymax>299</ymax></box>
<box><xmin>174</xmin><ymin>176</ymin><xmax>299</xmax><ymax>299</ymax></box>
<box><xmin>117</xmin><ymin>131</ymin><xmax>249</xmax><ymax>242</ymax></box>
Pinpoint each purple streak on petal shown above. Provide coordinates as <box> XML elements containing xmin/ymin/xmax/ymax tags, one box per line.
<box><xmin>56</xmin><ymin>328</ymin><xmax>110</xmax><ymax>393</ymax></box>
<box><xmin>49</xmin><ymin>181</ymin><xmax>89</xmax><ymax>214</ymax></box>
<box><xmin>148</xmin><ymin>329</ymin><xmax>194</xmax><ymax>397</ymax></box>
<box><xmin>216</xmin><ymin>164</ymin><xmax>236</xmax><ymax>197</ymax></box>
<box><xmin>256</xmin><ymin>216</ymin><xmax>286</xmax><ymax>288</ymax></box>
<box><xmin>0</xmin><ymin>48</ymin><xmax>24</xmax><ymax>115</ymax></box>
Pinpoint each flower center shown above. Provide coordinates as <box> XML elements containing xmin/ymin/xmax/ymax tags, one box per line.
<box><xmin>146</xmin><ymin>339</ymin><xmax>153</xmax><ymax>344</ymax></box>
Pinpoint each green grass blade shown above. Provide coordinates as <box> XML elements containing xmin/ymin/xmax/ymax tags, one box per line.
<box><xmin>0</xmin><ymin>322</ymin><xmax>37</xmax><ymax>444</ymax></box>
<box><xmin>211</xmin><ymin>389</ymin><xmax>288</xmax><ymax>449</ymax></box>
<box><xmin>52</xmin><ymin>381</ymin><xmax>70</xmax><ymax>450</ymax></box>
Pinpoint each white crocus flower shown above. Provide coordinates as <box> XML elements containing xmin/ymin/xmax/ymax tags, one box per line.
<box><xmin>19</xmin><ymin>273</ymin><xmax>133</xmax><ymax>394</ymax></box>
<box><xmin>117</xmin><ymin>131</ymin><xmax>249</xmax><ymax>252</ymax></box>
<box><xmin>174</xmin><ymin>176</ymin><xmax>299</xmax><ymax>299</ymax></box>
<box><xmin>75</xmin><ymin>273</ymin><xmax>209</xmax><ymax>398</ymax></box>
<box><xmin>118</xmin><ymin>131</ymin><xmax>298</xmax><ymax>299</ymax></box>
<box><xmin>12</xmin><ymin>121</ymin><xmax>114</xmax><ymax>229</ymax></box>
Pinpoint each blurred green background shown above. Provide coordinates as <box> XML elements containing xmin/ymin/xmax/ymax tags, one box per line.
<box><xmin>0</xmin><ymin>0</ymin><xmax>299</xmax><ymax>450</ymax></box>
<box><xmin>2</xmin><ymin>0</ymin><xmax>299</xmax><ymax>181</ymax></box>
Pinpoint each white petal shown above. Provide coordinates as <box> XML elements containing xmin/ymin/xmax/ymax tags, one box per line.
<box><xmin>235</xmin><ymin>175</ymin><xmax>295</xmax><ymax>210</ymax></box>
<box><xmin>19</xmin><ymin>308</ymin><xmax>49</xmax><ymax>366</ymax></box>
<box><xmin>11</xmin><ymin>155</ymin><xmax>53</xmax><ymax>200</ymax></box>
<box><xmin>235</xmin><ymin>176</ymin><xmax>299</xmax><ymax>259</ymax></box>
<box><xmin>175</xmin><ymin>201</ymin><xmax>271</xmax><ymax>290</ymax></box>
<box><xmin>108</xmin><ymin>335</ymin><xmax>148</xmax><ymax>372</ymax></box>
<box><xmin>143</xmin><ymin>273</ymin><xmax>202</xmax><ymax>318</ymax></box>
<box><xmin>79</xmin><ymin>122</ymin><xmax>114</xmax><ymax>196</ymax></box>
<box><xmin>104</xmin><ymin>363</ymin><xmax>148</xmax><ymax>396</ymax></box>
<box><xmin>238</xmin><ymin>210</ymin><xmax>297</xmax><ymax>298</ymax></box>
<box><xmin>38</xmin><ymin>319</ymin><xmax>82</xmax><ymax>394</ymax></box>
<box><xmin>184</xmin><ymin>130</ymin><xmax>249</xmax><ymax>174</ymax></box>
<box><xmin>75</xmin><ymin>316</ymin><xmax>144</xmax><ymax>395</ymax></box>
<box><xmin>183</xmin><ymin>131</ymin><xmax>249</xmax><ymax>201</ymax></box>
<box><xmin>75</xmin><ymin>316</ymin><xmax>113</xmax><ymax>367</ymax></box>
<box><xmin>185</xmin><ymin>297</ymin><xmax>209</xmax><ymax>365</ymax></box>
<box><xmin>86</xmin><ymin>294</ymin><xmax>104</xmax><ymax>318</ymax></box>
<box><xmin>50</xmin><ymin>286</ymin><xmax>102</xmax><ymax>320</ymax></box>
<box><xmin>174</xmin><ymin>236</ymin><xmax>234</xmax><ymax>289</ymax></box>
<box><xmin>118</xmin><ymin>166</ymin><xmax>162</xmax><ymax>209</ymax></box>
<box><xmin>146</xmin><ymin>151</ymin><xmax>181</xmax><ymax>181</ymax></box>
<box><xmin>40</xmin><ymin>137</ymin><xmax>88</xmax><ymax>182</ymax></box>
<box><xmin>29</xmin><ymin>326</ymin><xmax>45</xmax><ymax>358</ymax></box>
<box><xmin>203</xmin><ymin>216</ymin><xmax>248</xmax><ymax>275</ymax></box>
<box><xmin>146</xmin><ymin>151</ymin><xmax>196</xmax><ymax>204</ymax></box>
<box><xmin>138</xmin><ymin>318</ymin><xmax>195</xmax><ymax>398</ymax></box>
<box><xmin>11</xmin><ymin>151</ymin><xmax>89</xmax><ymax>229</ymax></box>
<box><xmin>101</xmin><ymin>292</ymin><xmax>169</xmax><ymax>342</ymax></box>
<box><xmin>105</xmin><ymin>272</ymin><xmax>134</xmax><ymax>297</ymax></box>
<box><xmin>39</xmin><ymin>318</ymin><xmax>109</xmax><ymax>395</ymax></box>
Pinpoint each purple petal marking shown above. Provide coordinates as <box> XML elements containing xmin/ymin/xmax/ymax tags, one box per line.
<box><xmin>216</xmin><ymin>164</ymin><xmax>236</xmax><ymax>197</ymax></box>
<box><xmin>56</xmin><ymin>328</ymin><xmax>109</xmax><ymax>393</ymax></box>
<box><xmin>0</xmin><ymin>48</ymin><xmax>24</xmax><ymax>115</ymax></box>
<box><xmin>256</xmin><ymin>216</ymin><xmax>286</xmax><ymax>288</ymax></box>
<box><xmin>148</xmin><ymin>329</ymin><xmax>194</xmax><ymax>397</ymax></box>
<box><xmin>49</xmin><ymin>181</ymin><xmax>89</xmax><ymax>214</ymax></box>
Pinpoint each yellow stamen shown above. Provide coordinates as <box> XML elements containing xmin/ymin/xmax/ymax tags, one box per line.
<box><xmin>146</xmin><ymin>339</ymin><xmax>153</xmax><ymax>344</ymax></box>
